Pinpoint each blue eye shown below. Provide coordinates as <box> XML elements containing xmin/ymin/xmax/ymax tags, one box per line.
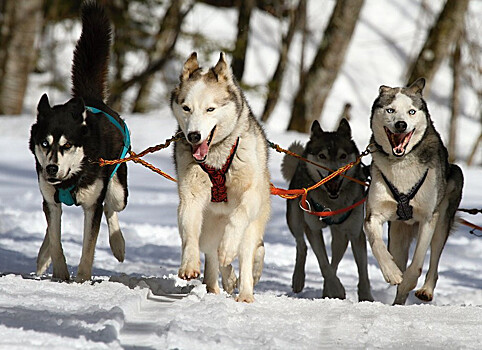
<box><xmin>408</xmin><ymin>109</ymin><xmax>416</xmax><ymax>115</ymax></box>
<box><xmin>41</xmin><ymin>140</ymin><xmax>49</xmax><ymax>148</ymax></box>
<box><xmin>386</xmin><ymin>108</ymin><xmax>395</xmax><ymax>114</ymax></box>
<box><xmin>206</xmin><ymin>107</ymin><xmax>215</xmax><ymax>112</ymax></box>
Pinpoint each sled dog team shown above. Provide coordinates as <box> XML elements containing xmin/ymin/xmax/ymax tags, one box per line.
<box><xmin>29</xmin><ymin>2</ymin><xmax>463</xmax><ymax>305</ymax></box>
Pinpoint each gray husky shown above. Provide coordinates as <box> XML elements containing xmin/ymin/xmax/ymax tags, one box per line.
<box><xmin>281</xmin><ymin>119</ymin><xmax>373</xmax><ymax>301</ymax></box>
<box><xmin>364</xmin><ymin>78</ymin><xmax>463</xmax><ymax>305</ymax></box>
<box><xmin>171</xmin><ymin>52</ymin><xmax>270</xmax><ymax>302</ymax></box>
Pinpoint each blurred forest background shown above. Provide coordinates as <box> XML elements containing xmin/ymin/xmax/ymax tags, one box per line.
<box><xmin>0</xmin><ymin>0</ymin><xmax>480</xmax><ymax>163</ymax></box>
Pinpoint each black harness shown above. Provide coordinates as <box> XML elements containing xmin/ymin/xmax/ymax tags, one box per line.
<box><xmin>381</xmin><ymin>169</ymin><xmax>428</xmax><ymax>221</ymax></box>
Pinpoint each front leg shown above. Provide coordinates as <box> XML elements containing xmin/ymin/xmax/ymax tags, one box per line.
<box><xmin>177</xmin><ymin>196</ymin><xmax>206</xmax><ymax>280</ymax></box>
<box><xmin>364</xmin><ymin>213</ymin><xmax>403</xmax><ymax>285</ymax></box>
<box><xmin>218</xmin><ymin>204</ymin><xmax>250</xmax><ymax>267</ymax></box>
<box><xmin>42</xmin><ymin>201</ymin><xmax>70</xmax><ymax>281</ymax></box>
<box><xmin>76</xmin><ymin>203</ymin><xmax>103</xmax><ymax>282</ymax></box>
<box><xmin>394</xmin><ymin>213</ymin><xmax>439</xmax><ymax>305</ymax></box>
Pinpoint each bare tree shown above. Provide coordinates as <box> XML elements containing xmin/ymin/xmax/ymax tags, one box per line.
<box><xmin>287</xmin><ymin>0</ymin><xmax>365</xmax><ymax>132</ymax></box>
<box><xmin>448</xmin><ymin>39</ymin><xmax>461</xmax><ymax>163</ymax></box>
<box><xmin>261</xmin><ymin>0</ymin><xmax>306</xmax><ymax>123</ymax></box>
<box><xmin>405</xmin><ymin>0</ymin><xmax>469</xmax><ymax>93</ymax></box>
<box><xmin>0</xmin><ymin>0</ymin><xmax>44</xmax><ymax>115</ymax></box>
<box><xmin>231</xmin><ymin>0</ymin><xmax>256</xmax><ymax>81</ymax></box>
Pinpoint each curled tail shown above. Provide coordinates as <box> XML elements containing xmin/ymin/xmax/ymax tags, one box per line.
<box><xmin>71</xmin><ymin>1</ymin><xmax>111</xmax><ymax>101</ymax></box>
<box><xmin>280</xmin><ymin>141</ymin><xmax>304</xmax><ymax>181</ymax></box>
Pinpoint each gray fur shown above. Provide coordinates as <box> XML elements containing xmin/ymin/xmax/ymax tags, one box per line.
<box><xmin>283</xmin><ymin>119</ymin><xmax>373</xmax><ymax>301</ymax></box>
<box><xmin>365</xmin><ymin>77</ymin><xmax>464</xmax><ymax>305</ymax></box>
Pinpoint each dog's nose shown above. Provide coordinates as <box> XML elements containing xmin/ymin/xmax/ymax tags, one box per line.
<box><xmin>395</xmin><ymin>121</ymin><xmax>407</xmax><ymax>132</ymax></box>
<box><xmin>187</xmin><ymin>132</ymin><xmax>201</xmax><ymax>144</ymax></box>
<box><xmin>46</xmin><ymin>164</ymin><xmax>59</xmax><ymax>176</ymax></box>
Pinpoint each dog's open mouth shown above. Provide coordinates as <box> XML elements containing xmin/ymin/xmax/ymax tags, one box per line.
<box><xmin>319</xmin><ymin>171</ymin><xmax>342</xmax><ymax>199</ymax></box>
<box><xmin>191</xmin><ymin>126</ymin><xmax>216</xmax><ymax>163</ymax></box>
<box><xmin>384</xmin><ymin>126</ymin><xmax>414</xmax><ymax>157</ymax></box>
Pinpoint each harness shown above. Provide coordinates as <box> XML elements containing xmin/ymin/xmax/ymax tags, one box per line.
<box><xmin>309</xmin><ymin>198</ymin><xmax>353</xmax><ymax>225</ymax></box>
<box><xmin>199</xmin><ymin>138</ymin><xmax>239</xmax><ymax>203</ymax></box>
<box><xmin>381</xmin><ymin>169</ymin><xmax>428</xmax><ymax>221</ymax></box>
<box><xmin>56</xmin><ymin>106</ymin><xmax>130</xmax><ymax>206</ymax></box>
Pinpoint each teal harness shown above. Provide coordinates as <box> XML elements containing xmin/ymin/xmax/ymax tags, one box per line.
<box><xmin>56</xmin><ymin>106</ymin><xmax>130</xmax><ymax>206</ymax></box>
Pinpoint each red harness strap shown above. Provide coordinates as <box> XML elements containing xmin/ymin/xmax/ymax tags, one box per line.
<box><xmin>199</xmin><ymin>138</ymin><xmax>239</xmax><ymax>203</ymax></box>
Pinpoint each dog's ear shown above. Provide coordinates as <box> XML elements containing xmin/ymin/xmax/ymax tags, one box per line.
<box><xmin>37</xmin><ymin>94</ymin><xmax>51</xmax><ymax>119</ymax></box>
<box><xmin>406</xmin><ymin>77</ymin><xmax>425</xmax><ymax>95</ymax></box>
<box><xmin>67</xmin><ymin>97</ymin><xmax>86</xmax><ymax>122</ymax></box>
<box><xmin>337</xmin><ymin>118</ymin><xmax>352</xmax><ymax>138</ymax></box>
<box><xmin>211</xmin><ymin>52</ymin><xmax>231</xmax><ymax>82</ymax></box>
<box><xmin>378</xmin><ymin>85</ymin><xmax>393</xmax><ymax>95</ymax></box>
<box><xmin>310</xmin><ymin>120</ymin><xmax>323</xmax><ymax>136</ymax></box>
<box><xmin>181</xmin><ymin>52</ymin><xmax>199</xmax><ymax>82</ymax></box>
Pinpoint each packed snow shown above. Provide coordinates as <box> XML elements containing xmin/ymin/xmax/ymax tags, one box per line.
<box><xmin>1</xmin><ymin>0</ymin><xmax>482</xmax><ymax>349</ymax></box>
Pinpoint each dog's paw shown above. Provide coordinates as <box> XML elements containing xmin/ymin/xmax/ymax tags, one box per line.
<box><xmin>109</xmin><ymin>230</ymin><xmax>125</xmax><ymax>262</ymax></box>
<box><xmin>322</xmin><ymin>277</ymin><xmax>346</xmax><ymax>299</ymax></box>
<box><xmin>292</xmin><ymin>270</ymin><xmax>305</xmax><ymax>293</ymax></box>
<box><xmin>235</xmin><ymin>293</ymin><xmax>255</xmax><ymax>303</ymax></box>
<box><xmin>414</xmin><ymin>288</ymin><xmax>433</xmax><ymax>302</ymax></box>
<box><xmin>206</xmin><ymin>285</ymin><xmax>220</xmax><ymax>294</ymax></box>
<box><xmin>380</xmin><ymin>261</ymin><xmax>403</xmax><ymax>285</ymax></box>
<box><xmin>52</xmin><ymin>265</ymin><xmax>70</xmax><ymax>281</ymax></box>
<box><xmin>74</xmin><ymin>272</ymin><xmax>91</xmax><ymax>283</ymax></box>
<box><xmin>178</xmin><ymin>260</ymin><xmax>201</xmax><ymax>280</ymax></box>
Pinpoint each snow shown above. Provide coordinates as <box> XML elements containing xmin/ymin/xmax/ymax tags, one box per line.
<box><xmin>1</xmin><ymin>0</ymin><xmax>482</xmax><ymax>349</ymax></box>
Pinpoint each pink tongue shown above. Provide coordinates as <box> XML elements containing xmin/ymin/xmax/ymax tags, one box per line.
<box><xmin>192</xmin><ymin>139</ymin><xmax>209</xmax><ymax>160</ymax></box>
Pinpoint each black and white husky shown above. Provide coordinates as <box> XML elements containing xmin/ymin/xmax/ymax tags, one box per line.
<box><xmin>365</xmin><ymin>78</ymin><xmax>463</xmax><ymax>305</ymax></box>
<box><xmin>281</xmin><ymin>119</ymin><xmax>373</xmax><ymax>301</ymax></box>
<box><xmin>29</xmin><ymin>2</ymin><xmax>129</xmax><ymax>282</ymax></box>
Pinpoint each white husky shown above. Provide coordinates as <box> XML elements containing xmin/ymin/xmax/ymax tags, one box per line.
<box><xmin>170</xmin><ymin>52</ymin><xmax>271</xmax><ymax>302</ymax></box>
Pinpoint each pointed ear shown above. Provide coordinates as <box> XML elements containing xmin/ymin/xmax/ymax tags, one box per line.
<box><xmin>68</xmin><ymin>97</ymin><xmax>85</xmax><ymax>122</ymax></box>
<box><xmin>407</xmin><ymin>77</ymin><xmax>425</xmax><ymax>95</ymax></box>
<box><xmin>310</xmin><ymin>120</ymin><xmax>323</xmax><ymax>136</ymax></box>
<box><xmin>37</xmin><ymin>94</ymin><xmax>51</xmax><ymax>118</ymax></box>
<box><xmin>378</xmin><ymin>85</ymin><xmax>393</xmax><ymax>95</ymax></box>
<box><xmin>337</xmin><ymin>118</ymin><xmax>351</xmax><ymax>138</ymax></box>
<box><xmin>181</xmin><ymin>52</ymin><xmax>199</xmax><ymax>81</ymax></box>
<box><xmin>212</xmin><ymin>52</ymin><xmax>231</xmax><ymax>81</ymax></box>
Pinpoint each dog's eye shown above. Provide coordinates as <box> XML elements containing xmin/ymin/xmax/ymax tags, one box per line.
<box><xmin>408</xmin><ymin>109</ymin><xmax>416</xmax><ymax>115</ymax></box>
<box><xmin>41</xmin><ymin>140</ymin><xmax>49</xmax><ymax>148</ymax></box>
<box><xmin>339</xmin><ymin>153</ymin><xmax>347</xmax><ymax>160</ymax></box>
<box><xmin>182</xmin><ymin>105</ymin><xmax>191</xmax><ymax>112</ymax></box>
<box><xmin>318</xmin><ymin>153</ymin><xmax>326</xmax><ymax>159</ymax></box>
<box><xmin>63</xmin><ymin>142</ymin><xmax>72</xmax><ymax>150</ymax></box>
<box><xmin>206</xmin><ymin>107</ymin><xmax>215</xmax><ymax>112</ymax></box>
<box><xmin>386</xmin><ymin>108</ymin><xmax>395</xmax><ymax>114</ymax></box>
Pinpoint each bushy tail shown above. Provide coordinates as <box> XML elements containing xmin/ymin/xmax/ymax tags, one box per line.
<box><xmin>71</xmin><ymin>1</ymin><xmax>111</xmax><ymax>101</ymax></box>
<box><xmin>280</xmin><ymin>141</ymin><xmax>304</xmax><ymax>181</ymax></box>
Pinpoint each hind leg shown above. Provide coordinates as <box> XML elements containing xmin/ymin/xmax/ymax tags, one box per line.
<box><xmin>350</xmin><ymin>229</ymin><xmax>374</xmax><ymax>302</ymax></box>
<box><xmin>253</xmin><ymin>242</ymin><xmax>265</xmax><ymax>286</ymax></box>
<box><xmin>203</xmin><ymin>253</ymin><xmax>220</xmax><ymax>294</ymax></box>
<box><xmin>286</xmin><ymin>200</ymin><xmax>307</xmax><ymax>293</ymax></box>
<box><xmin>220</xmin><ymin>264</ymin><xmax>237</xmax><ymax>295</ymax></box>
<box><xmin>388</xmin><ymin>221</ymin><xmax>413</xmax><ymax>273</ymax></box>
<box><xmin>36</xmin><ymin>228</ymin><xmax>52</xmax><ymax>276</ymax></box>
<box><xmin>104</xmin><ymin>174</ymin><xmax>127</xmax><ymax>262</ymax></box>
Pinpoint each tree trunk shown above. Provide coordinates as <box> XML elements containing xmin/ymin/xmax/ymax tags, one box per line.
<box><xmin>231</xmin><ymin>0</ymin><xmax>256</xmax><ymax>81</ymax></box>
<box><xmin>287</xmin><ymin>0</ymin><xmax>365</xmax><ymax>132</ymax></box>
<box><xmin>0</xmin><ymin>0</ymin><xmax>44</xmax><ymax>115</ymax></box>
<box><xmin>448</xmin><ymin>39</ymin><xmax>461</xmax><ymax>163</ymax></box>
<box><xmin>405</xmin><ymin>0</ymin><xmax>469</xmax><ymax>94</ymax></box>
<box><xmin>261</xmin><ymin>0</ymin><xmax>305</xmax><ymax>123</ymax></box>
<box><xmin>132</xmin><ymin>0</ymin><xmax>186</xmax><ymax>113</ymax></box>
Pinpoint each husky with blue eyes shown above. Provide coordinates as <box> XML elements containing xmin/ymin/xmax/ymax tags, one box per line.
<box><xmin>365</xmin><ymin>78</ymin><xmax>464</xmax><ymax>305</ymax></box>
<box><xmin>170</xmin><ymin>52</ymin><xmax>270</xmax><ymax>302</ymax></box>
<box><xmin>29</xmin><ymin>2</ymin><xmax>128</xmax><ymax>282</ymax></box>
